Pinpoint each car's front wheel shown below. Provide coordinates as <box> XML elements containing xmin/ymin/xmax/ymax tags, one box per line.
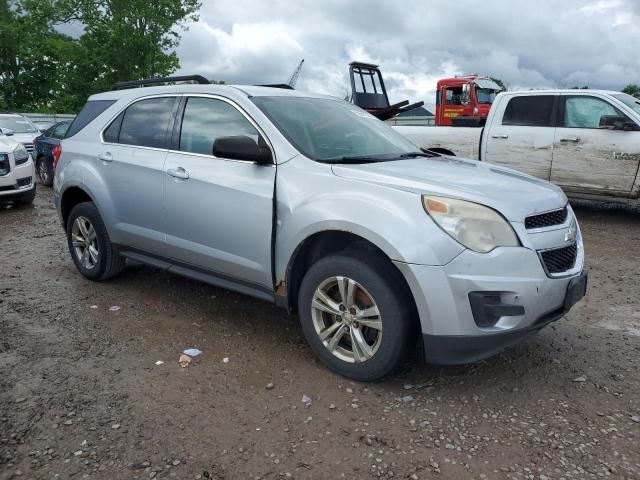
<box><xmin>66</xmin><ymin>202</ymin><xmax>125</xmax><ymax>281</ymax></box>
<box><xmin>36</xmin><ymin>156</ymin><xmax>54</xmax><ymax>186</ymax></box>
<box><xmin>298</xmin><ymin>251</ymin><xmax>418</xmax><ymax>381</ymax></box>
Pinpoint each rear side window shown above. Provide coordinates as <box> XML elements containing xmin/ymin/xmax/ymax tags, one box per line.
<box><xmin>179</xmin><ymin>97</ymin><xmax>259</xmax><ymax>155</ymax></box>
<box><xmin>66</xmin><ymin>100</ymin><xmax>116</xmax><ymax>138</ymax></box>
<box><xmin>502</xmin><ymin>96</ymin><xmax>554</xmax><ymax>127</ymax></box>
<box><xmin>103</xmin><ymin>112</ymin><xmax>124</xmax><ymax>143</ymax></box>
<box><xmin>118</xmin><ymin>97</ymin><xmax>176</xmax><ymax>148</ymax></box>
<box><xmin>52</xmin><ymin>123</ymin><xmax>70</xmax><ymax>139</ymax></box>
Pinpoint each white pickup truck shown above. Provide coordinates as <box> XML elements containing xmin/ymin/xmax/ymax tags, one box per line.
<box><xmin>395</xmin><ymin>90</ymin><xmax>640</xmax><ymax>204</ymax></box>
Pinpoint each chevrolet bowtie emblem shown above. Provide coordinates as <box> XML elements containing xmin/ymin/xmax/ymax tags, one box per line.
<box><xmin>565</xmin><ymin>225</ymin><xmax>577</xmax><ymax>243</ymax></box>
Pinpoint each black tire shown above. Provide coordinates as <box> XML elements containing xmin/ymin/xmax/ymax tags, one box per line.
<box><xmin>298</xmin><ymin>251</ymin><xmax>418</xmax><ymax>382</ymax></box>
<box><xmin>36</xmin><ymin>156</ymin><xmax>54</xmax><ymax>186</ymax></box>
<box><xmin>17</xmin><ymin>184</ymin><xmax>36</xmax><ymax>205</ymax></box>
<box><xmin>66</xmin><ymin>202</ymin><xmax>125</xmax><ymax>281</ymax></box>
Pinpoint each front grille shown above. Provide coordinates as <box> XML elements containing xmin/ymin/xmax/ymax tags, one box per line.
<box><xmin>540</xmin><ymin>243</ymin><xmax>577</xmax><ymax>274</ymax></box>
<box><xmin>525</xmin><ymin>207</ymin><xmax>568</xmax><ymax>229</ymax></box>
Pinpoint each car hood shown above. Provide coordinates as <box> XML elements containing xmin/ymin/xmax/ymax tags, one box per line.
<box><xmin>331</xmin><ymin>156</ymin><xmax>567</xmax><ymax>222</ymax></box>
<box><xmin>0</xmin><ymin>135</ymin><xmax>20</xmax><ymax>152</ymax></box>
<box><xmin>9</xmin><ymin>132</ymin><xmax>38</xmax><ymax>145</ymax></box>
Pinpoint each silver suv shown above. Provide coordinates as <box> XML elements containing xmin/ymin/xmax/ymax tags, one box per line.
<box><xmin>54</xmin><ymin>77</ymin><xmax>587</xmax><ymax>381</ymax></box>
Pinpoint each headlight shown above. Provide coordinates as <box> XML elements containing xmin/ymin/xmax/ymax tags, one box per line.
<box><xmin>422</xmin><ymin>195</ymin><xmax>519</xmax><ymax>253</ymax></box>
<box><xmin>14</xmin><ymin>145</ymin><xmax>29</xmax><ymax>165</ymax></box>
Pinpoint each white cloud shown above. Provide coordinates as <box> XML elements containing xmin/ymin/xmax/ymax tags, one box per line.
<box><xmin>175</xmin><ymin>0</ymin><xmax>640</xmax><ymax>103</ymax></box>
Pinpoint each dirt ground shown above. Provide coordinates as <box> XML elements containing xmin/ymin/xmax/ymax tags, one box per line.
<box><xmin>1</xmin><ymin>187</ymin><xmax>639</xmax><ymax>480</ymax></box>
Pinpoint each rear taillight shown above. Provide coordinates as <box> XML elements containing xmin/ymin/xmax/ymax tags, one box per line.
<box><xmin>52</xmin><ymin>144</ymin><xmax>62</xmax><ymax>169</ymax></box>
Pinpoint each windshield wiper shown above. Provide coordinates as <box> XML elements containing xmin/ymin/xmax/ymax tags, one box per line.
<box><xmin>398</xmin><ymin>151</ymin><xmax>438</xmax><ymax>159</ymax></box>
<box><xmin>321</xmin><ymin>155</ymin><xmax>387</xmax><ymax>164</ymax></box>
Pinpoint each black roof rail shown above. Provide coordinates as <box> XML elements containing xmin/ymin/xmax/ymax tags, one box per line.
<box><xmin>255</xmin><ymin>84</ymin><xmax>294</xmax><ymax>90</ymax></box>
<box><xmin>111</xmin><ymin>75</ymin><xmax>210</xmax><ymax>91</ymax></box>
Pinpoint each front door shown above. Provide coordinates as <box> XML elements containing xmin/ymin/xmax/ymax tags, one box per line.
<box><xmin>163</xmin><ymin>95</ymin><xmax>276</xmax><ymax>291</ymax></box>
<box><xmin>551</xmin><ymin>94</ymin><xmax>640</xmax><ymax>197</ymax></box>
<box><xmin>483</xmin><ymin>94</ymin><xmax>557</xmax><ymax>180</ymax></box>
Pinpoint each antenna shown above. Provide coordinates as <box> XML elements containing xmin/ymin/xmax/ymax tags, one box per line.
<box><xmin>288</xmin><ymin>59</ymin><xmax>305</xmax><ymax>88</ymax></box>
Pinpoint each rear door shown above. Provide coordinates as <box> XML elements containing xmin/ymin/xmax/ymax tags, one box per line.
<box><xmin>551</xmin><ymin>94</ymin><xmax>640</xmax><ymax>197</ymax></box>
<box><xmin>99</xmin><ymin>95</ymin><xmax>178</xmax><ymax>253</ymax></box>
<box><xmin>162</xmin><ymin>95</ymin><xmax>276</xmax><ymax>292</ymax></box>
<box><xmin>483</xmin><ymin>94</ymin><xmax>557</xmax><ymax>179</ymax></box>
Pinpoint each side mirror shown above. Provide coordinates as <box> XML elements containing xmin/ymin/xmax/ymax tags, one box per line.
<box><xmin>0</xmin><ymin>127</ymin><xmax>15</xmax><ymax>136</ymax></box>
<box><xmin>212</xmin><ymin>135</ymin><xmax>272</xmax><ymax>164</ymax></box>
<box><xmin>599</xmin><ymin>115</ymin><xmax>639</xmax><ymax>131</ymax></box>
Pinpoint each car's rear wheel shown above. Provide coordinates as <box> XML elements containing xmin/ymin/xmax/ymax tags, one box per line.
<box><xmin>36</xmin><ymin>156</ymin><xmax>54</xmax><ymax>186</ymax></box>
<box><xmin>66</xmin><ymin>202</ymin><xmax>125</xmax><ymax>281</ymax></box>
<box><xmin>298</xmin><ymin>251</ymin><xmax>417</xmax><ymax>381</ymax></box>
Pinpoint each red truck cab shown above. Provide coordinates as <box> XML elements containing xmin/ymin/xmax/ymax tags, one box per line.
<box><xmin>435</xmin><ymin>76</ymin><xmax>503</xmax><ymax>126</ymax></box>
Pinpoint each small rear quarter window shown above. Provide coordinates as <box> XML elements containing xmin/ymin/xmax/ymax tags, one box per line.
<box><xmin>66</xmin><ymin>100</ymin><xmax>116</xmax><ymax>138</ymax></box>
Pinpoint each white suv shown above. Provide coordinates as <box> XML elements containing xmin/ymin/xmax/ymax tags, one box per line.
<box><xmin>0</xmin><ymin>134</ymin><xmax>36</xmax><ymax>205</ymax></box>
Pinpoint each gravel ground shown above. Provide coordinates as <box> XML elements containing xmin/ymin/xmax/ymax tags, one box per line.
<box><xmin>1</xmin><ymin>188</ymin><xmax>639</xmax><ymax>480</ymax></box>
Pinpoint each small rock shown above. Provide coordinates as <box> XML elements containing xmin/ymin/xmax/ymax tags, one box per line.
<box><xmin>14</xmin><ymin>398</ymin><xmax>26</xmax><ymax>404</ymax></box>
<box><xmin>111</xmin><ymin>424</ymin><xmax>120</xmax><ymax>430</ymax></box>
<box><xmin>265</xmin><ymin>382</ymin><xmax>274</xmax><ymax>390</ymax></box>
<box><xmin>302</xmin><ymin>394</ymin><xmax>312</xmax><ymax>408</ymax></box>
<box><xmin>631</xmin><ymin>416</ymin><xmax>640</xmax><ymax>423</ymax></box>
<box><xmin>572</xmin><ymin>375</ymin><xmax>587</xmax><ymax>383</ymax></box>
<box><xmin>73</xmin><ymin>450</ymin><xmax>83</xmax><ymax>456</ymax></box>
<box><xmin>402</xmin><ymin>395</ymin><xmax>415</xmax><ymax>403</ymax></box>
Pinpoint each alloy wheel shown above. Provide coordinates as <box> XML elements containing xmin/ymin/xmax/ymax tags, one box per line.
<box><xmin>310</xmin><ymin>276</ymin><xmax>383</xmax><ymax>363</ymax></box>
<box><xmin>71</xmin><ymin>216</ymin><xmax>99</xmax><ymax>270</ymax></box>
<box><xmin>38</xmin><ymin>160</ymin><xmax>49</xmax><ymax>183</ymax></box>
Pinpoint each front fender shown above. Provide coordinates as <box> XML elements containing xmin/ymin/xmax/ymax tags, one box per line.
<box><xmin>274</xmin><ymin>157</ymin><xmax>464</xmax><ymax>282</ymax></box>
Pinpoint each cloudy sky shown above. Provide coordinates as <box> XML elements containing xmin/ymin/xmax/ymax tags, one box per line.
<box><xmin>174</xmin><ymin>0</ymin><xmax>639</xmax><ymax>104</ymax></box>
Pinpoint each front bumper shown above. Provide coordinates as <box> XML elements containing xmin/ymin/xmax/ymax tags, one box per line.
<box><xmin>422</xmin><ymin>271</ymin><xmax>587</xmax><ymax>364</ymax></box>
<box><xmin>394</xmin><ymin>229</ymin><xmax>586</xmax><ymax>364</ymax></box>
<box><xmin>0</xmin><ymin>157</ymin><xmax>36</xmax><ymax>201</ymax></box>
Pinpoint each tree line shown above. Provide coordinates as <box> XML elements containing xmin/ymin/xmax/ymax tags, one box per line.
<box><xmin>0</xmin><ymin>0</ymin><xmax>200</xmax><ymax>113</ymax></box>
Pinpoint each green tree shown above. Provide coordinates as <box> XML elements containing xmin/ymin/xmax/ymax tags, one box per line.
<box><xmin>622</xmin><ymin>84</ymin><xmax>640</xmax><ymax>98</ymax></box>
<box><xmin>39</xmin><ymin>0</ymin><xmax>202</xmax><ymax>94</ymax></box>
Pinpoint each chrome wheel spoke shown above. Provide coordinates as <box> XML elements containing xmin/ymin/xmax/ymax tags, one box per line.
<box><xmin>87</xmin><ymin>225</ymin><xmax>96</xmax><ymax>242</ymax></box>
<box><xmin>337</xmin><ymin>276</ymin><xmax>356</xmax><ymax>308</ymax></box>
<box><xmin>326</xmin><ymin>324</ymin><xmax>348</xmax><ymax>352</ymax></box>
<box><xmin>88</xmin><ymin>245</ymin><xmax>99</xmax><ymax>263</ymax></box>
<box><xmin>356</xmin><ymin>304</ymin><xmax>380</xmax><ymax>319</ymax></box>
<box><xmin>318</xmin><ymin>321</ymin><xmax>344</xmax><ymax>341</ymax></box>
<box><xmin>72</xmin><ymin>239</ymin><xmax>84</xmax><ymax>248</ymax></box>
<box><xmin>312</xmin><ymin>289</ymin><xmax>341</xmax><ymax>316</ymax></box>
<box><xmin>357</xmin><ymin>317</ymin><xmax>383</xmax><ymax>330</ymax></box>
<box><xmin>82</xmin><ymin>248</ymin><xmax>91</xmax><ymax>268</ymax></box>
<box><xmin>351</xmin><ymin>327</ymin><xmax>374</xmax><ymax>362</ymax></box>
<box><xmin>76</xmin><ymin>218</ymin><xmax>89</xmax><ymax>238</ymax></box>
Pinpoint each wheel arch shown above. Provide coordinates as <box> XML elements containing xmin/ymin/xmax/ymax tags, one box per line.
<box><xmin>60</xmin><ymin>185</ymin><xmax>97</xmax><ymax>228</ymax></box>
<box><xmin>281</xmin><ymin>230</ymin><xmax>418</xmax><ymax>321</ymax></box>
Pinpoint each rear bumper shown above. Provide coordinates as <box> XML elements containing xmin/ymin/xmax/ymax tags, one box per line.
<box><xmin>422</xmin><ymin>271</ymin><xmax>586</xmax><ymax>364</ymax></box>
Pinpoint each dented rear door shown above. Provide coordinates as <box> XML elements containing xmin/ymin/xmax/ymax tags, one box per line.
<box><xmin>551</xmin><ymin>94</ymin><xmax>640</xmax><ymax>197</ymax></box>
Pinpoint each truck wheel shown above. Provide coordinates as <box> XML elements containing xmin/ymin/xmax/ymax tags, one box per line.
<box><xmin>66</xmin><ymin>202</ymin><xmax>125</xmax><ymax>281</ymax></box>
<box><xmin>298</xmin><ymin>252</ymin><xmax>417</xmax><ymax>381</ymax></box>
<box><xmin>37</xmin><ymin>156</ymin><xmax>54</xmax><ymax>186</ymax></box>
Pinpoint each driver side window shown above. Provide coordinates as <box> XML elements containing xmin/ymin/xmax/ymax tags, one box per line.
<box><xmin>179</xmin><ymin>97</ymin><xmax>259</xmax><ymax>156</ymax></box>
<box><xmin>563</xmin><ymin>96</ymin><xmax>626</xmax><ymax>129</ymax></box>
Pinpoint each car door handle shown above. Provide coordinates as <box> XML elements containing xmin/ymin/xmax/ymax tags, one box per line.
<box><xmin>167</xmin><ymin>167</ymin><xmax>189</xmax><ymax>180</ymax></box>
<box><xmin>97</xmin><ymin>152</ymin><xmax>113</xmax><ymax>163</ymax></box>
<box><xmin>491</xmin><ymin>134</ymin><xmax>509</xmax><ymax>139</ymax></box>
<box><xmin>559</xmin><ymin>137</ymin><xmax>580</xmax><ymax>143</ymax></box>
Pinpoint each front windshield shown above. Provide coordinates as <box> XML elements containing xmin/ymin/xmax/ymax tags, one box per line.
<box><xmin>0</xmin><ymin>116</ymin><xmax>38</xmax><ymax>133</ymax></box>
<box><xmin>475</xmin><ymin>87</ymin><xmax>498</xmax><ymax>104</ymax></box>
<box><xmin>251</xmin><ymin>96</ymin><xmax>420</xmax><ymax>161</ymax></box>
<box><xmin>612</xmin><ymin>93</ymin><xmax>640</xmax><ymax>115</ymax></box>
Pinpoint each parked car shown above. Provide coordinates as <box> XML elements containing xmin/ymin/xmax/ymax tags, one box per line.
<box><xmin>33</xmin><ymin>120</ymin><xmax>72</xmax><ymax>186</ymax></box>
<box><xmin>394</xmin><ymin>90</ymin><xmax>640</xmax><ymax>205</ymax></box>
<box><xmin>0</xmin><ymin>133</ymin><xmax>37</xmax><ymax>205</ymax></box>
<box><xmin>54</xmin><ymin>77</ymin><xmax>587</xmax><ymax>381</ymax></box>
<box><xmin>0</xmin><ymin>112</ymin><xmax>41</xmax><ymax>160</ymax></box>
